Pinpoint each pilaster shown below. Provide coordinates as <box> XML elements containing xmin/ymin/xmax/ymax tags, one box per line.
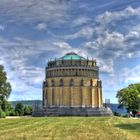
<box><xmin>70</xmin><ymin>87</ymin><xmax>73</xmax><ymax>107</ymax></box>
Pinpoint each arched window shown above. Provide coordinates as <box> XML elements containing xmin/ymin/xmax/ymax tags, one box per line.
<box><xmin>51</xmin><ymin>80</ymin><xmax>55</xmax><ymax>87</ymax></box>
<box><xmin>70</xmin><ymin>79</ymin><xmax>74</xmax><ymax>86</ymax></box>
<box><xmin>81</xmin><ymin>79</ymin><xmax>84</xmax><ymax>86</ymax></box>
<box><xmin>59</xmin><ymin>79</ymin><xmax>63</xmax><ymax>86</ymax></box>
<box><xmin>90</xmin><ymin>79</ymin><xmax>93</xmax><ymax>86</ymax></box>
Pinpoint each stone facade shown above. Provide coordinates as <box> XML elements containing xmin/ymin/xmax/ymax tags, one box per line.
<box><xmin>41</xmin><ymin>52</ymin><xmax>112</xmax><ymax>116</ymax></box>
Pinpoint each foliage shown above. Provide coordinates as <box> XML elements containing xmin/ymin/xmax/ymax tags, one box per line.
<box><xmin>0</xmin><ymin>107</ymin><xmax>6</xmax><ymax>118</ymax></box>
<box><xmin>0</xmin><ymin>65</ymin><xmax>11</xmax><ymax>111</ymax></box>
<box><xmin>14</xmin><ymin>102</ymin><xmax>32</xmax><ymax>116</ymax></box>
<box><xmin>113</xmin><ymin>112</ymin><xmax>121</xmax><ymax>116</ymax></box>
<box><xmin>1</xmin><ymin>100</ymin><xmax>13</xmax><ymax>112</ymax></box>
<box><xmin>15</xmin><ymin>102</ymin><xmax>25</xmax><ymax>116</ymax></box>
<box><xmin>8</xmin><ymin>108</ymin><xmax>16</xmax><ymax>116</ymax></box>
<box><xmin>24</xmin><ymin>105</ymin><xmax>32</xmax><ymax>115</ymax></box>
<box><xmin>116</xmin><ymin>83</ymin><xmax>140</xmax><ymax>116</ymax></box>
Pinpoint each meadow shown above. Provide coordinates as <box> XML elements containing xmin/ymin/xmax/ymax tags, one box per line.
<box><xmin>0</xmin><ymin>117</ymin><xmax>140</xmax><ymax>140</ymax></box>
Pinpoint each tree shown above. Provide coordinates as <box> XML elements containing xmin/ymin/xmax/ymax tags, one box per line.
<box><xmin>116</xmin><ymin>83</ymin><xmax>140</xmax><ymax>117</ymax></box>
<box><xmin>0</xmin><ymin>65</ymin><xmax>11</xmax><ymax>111</ymax></box>
<box><xmin>0</xmin><ymin>107</ymin><xmax>6</xmax><ymax>118</ymax></box>
<box><xmin>24</xmin><ymin>105</ymin><xmax>32</xmax><ymax>115</ymax></box>
<box><xmin>15</xmin><ymin>102</ymin><xmax>24</xmax><ymax>116</ymax></box>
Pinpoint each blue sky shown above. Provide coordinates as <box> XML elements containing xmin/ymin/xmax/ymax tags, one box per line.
<box><xmin>0</xmin><ymin>0</ymin><xmax>140</xmax><ymax>103</ymax></box>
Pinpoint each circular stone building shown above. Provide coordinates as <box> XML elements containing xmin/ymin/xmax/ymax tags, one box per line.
<box><xmin>42</xmin><ymin>52</ymin><xmax>112</xmax><ymax>116</ymax></box>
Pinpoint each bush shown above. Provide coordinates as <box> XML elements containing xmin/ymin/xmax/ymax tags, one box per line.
<box><xmin>9</xmin><ymin>109</ymin><xmax>16</xmax><ymax>116</ymax></box>
<box><xmin>15</xmin><ymin>103</ymin><xmax>24</xmax><ymax>116</ymax></box>
<box><xmin>0</xmin><ymin>108</ymin><xmax>6</xmax><ymax>118</ymax></box>
<box><xmin>14</xmin><ymin>103</ymin><xmax>33</xmax><ymax>116</ymax></box>
<box><xmin>24</xmin><ymin>106</ymin><xmax>32</xmax><ymax>115</ymax></box>
<box><xmin>113</xmin><ymin>112</ymin><xmax>121</xmax><ymax>116</ymax></box>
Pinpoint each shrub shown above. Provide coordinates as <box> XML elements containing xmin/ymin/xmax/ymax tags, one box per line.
<box><xmin>9</xmin><ymin>109</ymin><xmax>16</xmax><ymax>116</ymax></box>
<box><xmin>113</xmin><ymin>112</ymin><xmax>121</xmax><ymax>116</ymax></box>
<box><xmin>0</xmin><ymin>108</ymin><xmax>6</xmax><ymax>118</ymax></box>
<box><xmin>15</xmin><ymin>103</ymin><xmax>24</xmax><ymax>116</ymax></box>
<box><xmin>24</xmin><ymin>106</ymin><xmax>32</xmax><ymax>115</ymax></box>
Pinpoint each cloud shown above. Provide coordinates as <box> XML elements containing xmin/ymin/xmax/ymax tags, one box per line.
<box><xmin>53</xmin><ymin>42</ymin><xmax>71</xmax><ymax>49</ymax></box>
<box><xmin>35</xmin><ymin>23</ymin><xmax>47</xmax><ymax>30</ymax></box>
<box><xmin>72</xmin><ymin>16</ymin><xmax>91</xmax><ymax>27</ymax></box>
<box><xmin>83</xmin><ymin>25</ymin><xmax>140</xmax><ymax>72</ymax></box>
<box><xmin>121</xmin><ymin>66</ymin><xmax>140</xmax><ymax>84</ymax></box>
<box><xmin>64</xmin><ymin>26</ymin><xmax>94</xmax><ymax>39</ymax></box>
<box><xmin>0</xmin><ymin>25</ymin><xmax>5</xmax><ymax>31</ymax></box>
<box><xmin>0</xmin><ymin>0</ymin><xmax>70</xmax><ymax>25</ymax></box>
<box><xmin>126</xmin><ymin>25</ymin><xmax>140</xmax><ymax>40</ymax></box>
<box><xmin>95</xmin><ymin>6</ymin><xmax>140</xmax><ymax>26</ymax></box>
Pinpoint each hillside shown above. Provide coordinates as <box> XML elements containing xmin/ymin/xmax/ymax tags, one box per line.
<box><xmin>10</xmin><ymin>100</ymin><xmax>42</xmax><ymax>107</ymax></box>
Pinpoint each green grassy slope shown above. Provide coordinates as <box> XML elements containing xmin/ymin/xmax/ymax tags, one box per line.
<box><xmin>0</xmin><ymin>117</ymin><xmax>140</xmax><ymax>140</ymax></box>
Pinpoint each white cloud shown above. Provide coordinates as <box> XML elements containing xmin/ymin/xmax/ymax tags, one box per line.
<box><xmin>53</xmin><ymin>42</ymin><xmax>71</xmax><ymax>49</ymax></box>
<box><xmin>98</xmin><ymin>58</ymin><xmax>114</xmax><ymax>73</ymax></box>
<box><xmin>83</xmin><ymin>27</ymin><xmax>140</xmax><ymax>73</ymax></box>
<box><xmin>122</xmin><ymin>66</ymin><xmax>140</xmax><ymax>83</ymax></box>
<box><xmin>64</xmin><ymin>26</ymin><xmax>94</xmax><ymax>39</ymax></box>
<box><xmin>72</xmin><ymin>16</ymin><xmax>91</xmax><ymax>27</ymax></box>
<box><xmin>96</xmin><ymin>6</ymin><xmax>140</xmax><ymax>26</ymax></box>
<box><xmin>0</xmin><ymin>0</ymin><xmax>70</xmax><ymax>25</ymax></box>
<box><xmin>0</xmin><ymin>25</ymin><xmax>5</xmax><ymax>31</ymax></box>
<box><xmin>35</xmin><ymin>23</ymin><xmax>47</xmax><ymax>30</ymax></box>
<box><xmin>126</xmin><ymin>25</ymin><xmax>140</xmax><ymax>40</ymax></box>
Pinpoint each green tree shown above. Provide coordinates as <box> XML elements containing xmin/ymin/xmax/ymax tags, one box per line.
<box><xmin>24</xmin><ymin>105</ymin><xmax>32</xmax><ymax>115</ymax></box>
<box><xmin>0</xmin><ymin>65</ymin><xmax>11</xmax><ymax>111</ymax></box>
<box><xmin>15</xmin><ymin>102</ymin><xmax>24</xmax><ymax>116</ymax></box>
<box><xmin>2</xmin><ymin>101</ymin><xmax>14</xmax><ymax>116</ymax></box>
<box><xmin>0</xmin><ymin>107</ymin><xmax>6</xmax><ymax>118</ymax></box>
<box><xmin>116</xmin><ymin>83</ymin><xmax>140</xmax><ymax>116</ymax></box>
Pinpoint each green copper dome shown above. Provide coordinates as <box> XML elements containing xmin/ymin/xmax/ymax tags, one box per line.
<box><xmin>58</xmin><ymin>52</ymin><xmax>86</xmax><ymax>60</ymax></box>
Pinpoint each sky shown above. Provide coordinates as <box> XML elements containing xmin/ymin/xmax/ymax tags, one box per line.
<box><xmin>0</xmin><ymin>0</ymin><xmax>140</xmax><ymax>103</ymax></box>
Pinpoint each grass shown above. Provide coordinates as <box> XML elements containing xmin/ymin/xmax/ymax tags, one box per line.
<box><xmin>0</xmin><ymin>117</ymin><xmax>140</xmax><ymax>140</ymax></box>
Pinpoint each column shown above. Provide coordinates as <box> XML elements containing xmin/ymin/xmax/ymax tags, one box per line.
<box><xmin>59</xmin><ymin>87</ymin><xmax>63</xmax><ymax>107</ymax></box>
<box><xmin>81</xmin><ymin>86</ymin><xmax>85</xmax><ymax>107</ymax></box>
<box><xmin>50</xmin><ymin>87</ymin><xmax>53</xmax><ymax>107</ymax></box>
<box><xmin>98</xmin><ymin>81</ymin><xmax>102</xmax><ymax>108</ymax></box>
<box><xmin>81</xmin><ymin>87</ymin><xmax>83</xmax><ymax>107</ymax></box>
<box><xmin>100</xmin><ymin>87</ymin><xmax>103</xmax><ymax>107</ymax></box>
<box><xmin>91</xmin><ymin>87</ymin><xmax>95</xmax><ymax>108</ymax></box>
<box><xmin>44</xmin><ymin>89</ymin><xmax>47</xmax><ymax>107</ymax></box>
<box><xmin>96</xmin><ymin>87</ymin><xmax>99</xmax><ymax>107</ymax></box>
<box><xmin>70</xmin><ymin>87</ymin><xmax>73</xmax><ymax>107</ymax></box>
<box><xmin>98</xmin><ymin>87</ymin><xmax>101</xmax><ymax>108</ymax></box>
